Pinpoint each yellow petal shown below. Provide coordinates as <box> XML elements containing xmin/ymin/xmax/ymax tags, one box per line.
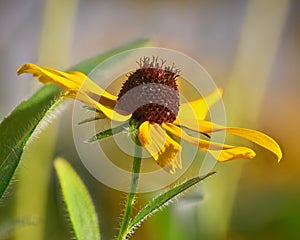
<box><xmin>174</xmin><ymin>87</ymin><xmax>281</xmax><ymax>161</ymax></box>
<box><xmin>17</xmin><ymin>63</ymin><xmax>117</xmax><ymax>100</ymax></box>
<box><xmin>138</xmin><ymin>121</ymin><xmax>153</xmax><ymax>146</ymax></box>
<box><xmin>176</xmin><ymin>119</ymin><xmax>282</xmax><ymax>162</ymax></box>
<box><xmin>18</xmin><ymin>63</ymin><xmax>80</xmax><ymax>89</ymax></box>
<box><xmin>174</xmin><ymin>88</ymin><xmax>223</xmax><ymax>124</ymax></box>
<box><xmin>162</xmin><ymin>123</ymin><xmax>233</xmax><ymax>150</ymax></box>
<box><xmin>208</xmin><ymin>147</ymin><xmax>256</xmax><ymax>162</ymax></box>
<box><xmin>17</xmin><ymin>63</ymin><xmax>130</xmax><ymax>121</ymax></box>
<box><xmin>161</xmin><ymin>149</ymin><xmax>182</xmax><ymax>174</ymax></box>
<box><xmin>138</xmin><ymin>121</ymin><xmax>182</xmax><ymax>173</ymax></box>
<box><xmin>175</xmin><ymin>118</ymin><xmax>215</xmax><ymax>134</ymax></box>
<box><xmin>65</xmin><ymin>91</ymin><xmax>131</xmax><ymax>122</ymax></box>
<box><xmin>225</xmin><ymin>127</ymin><xmax>282</xmax><ymax>162</ymax></box>
<box><xmin>163</xmin><ymin>123</ymin><xmax>256</xmax><ymax>162</ymax></box>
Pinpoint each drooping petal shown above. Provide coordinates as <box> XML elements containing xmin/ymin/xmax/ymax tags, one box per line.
<box><xmin>225</xmin><ymin>127</ymin><xmax>282</xmax><ymax>161</ymax></box>
<box><xmin>176</xmin><ymin>119</ymin><xmax>282</xmax><ymax>162</ymax></box>
<box><xmin>175</xmin><ymin>117</ymin><xmax>214</xmax><ymax>133</ymax></box>
<box><xmin>175</xmin><ymin>87</ymin><xmax>281</xmax><ymax>161</ymax></box>
<box><xmin>138</xmin><ymin>121</ymin><xmax>182</xmax><ymax>173</ymax></box>
<box><xmin>162</xmin><ymin>122</ymin><xmax>232</xmax><ymax>150</ymax></box>
<box><xmin>17</xmin><ymin>63</ymin><xmax>131</xmax><ymax>121</ymax></box>
<box><xmin>163</xmin><ymin>122</ymin><xmax>256</xmax><ymax>162</ymax></box>
<box><xmin>17</xmin><ymin>63</ymin><xmax>81</xmax><ymax>89</ymax></box>
<box><xmin>174</xmin><ymin>88</ymin><xmax>223</xmax><ymax>124</ymax></box>
<box><xmin>17</xmin><ymin>63</ymin><xmax>117</xmax><ymax>100</ymax></box>
<box><xmin>208</xmin><ymin>147</ymin><xmax>256</xmax><ymax>162</ymax></box>
<box><xmin>65</xmin><ymin>91</ymin><xmax>131</xmax><ymax>122</ymax></box>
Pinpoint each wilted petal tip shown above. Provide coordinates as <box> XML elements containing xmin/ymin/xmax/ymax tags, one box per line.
<box><xmin>17</xmin><ymin>63</ymin><xmax>29</xmax><ymax>75</ymax></box>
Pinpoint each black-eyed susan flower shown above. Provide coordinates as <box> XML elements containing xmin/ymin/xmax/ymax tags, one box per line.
<box><xmin>17</xmin><ymin>57</ymin><xmax>282</xmax><ymax>173</ymax></box>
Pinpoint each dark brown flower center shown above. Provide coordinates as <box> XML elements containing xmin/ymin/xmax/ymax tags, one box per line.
<box><xmin>117</xmin><ymin>57</ymin><xmax>180</xmax><ymax>124</ymax></box>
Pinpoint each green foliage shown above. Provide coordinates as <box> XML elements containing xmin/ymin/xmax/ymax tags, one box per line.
<box><xmin>78</xmin><ymin>115</ymin><xmax>106</xmax><ymax>125</ymax></box>
<box><xmin>88</xmin><ymin>122</ymin><xmax>128</xmax><ymax>142</ymax></box>
<box><xmin>127</xmin><ymin>172</ymin><xmax>216</xmax><ymax>238</ymax></box>
<box><xmin>0</xmin><ymin>84</ymin><xmax>62</xmax><ymax>198</ymax></box>
<box><xmin>54</xmin><ymin>158</ymin><xmax>100</xmax><ymax>240</ymax></box>
<box><xmin>0</xmin><ymin>39</ymin><xmax>150</xmax><ymax>199</ymax></box>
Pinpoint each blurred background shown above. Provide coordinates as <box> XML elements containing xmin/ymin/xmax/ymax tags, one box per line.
<box><xmin>0</xmin><ymin>0</ymin><xmax>299</xmax><ymax>239</ymax></box>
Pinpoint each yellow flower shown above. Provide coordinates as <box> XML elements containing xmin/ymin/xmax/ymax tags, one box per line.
<box><xmin>17</xmin><ymin>58</ymin><xmax>282</xmax><ymax>174</ymax></box>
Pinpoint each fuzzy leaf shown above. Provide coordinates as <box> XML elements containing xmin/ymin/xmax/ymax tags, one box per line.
<box><xmin>88</xmin><ymin>122</ymin><xmax>128</xmax><ymax>142</ymax></box>
<box><xmin>0</xmin><ymin>84</ymin><xmax>62</xmax><ymax>198</ymax></box>
<box><xmin>0</xmin><ymin>39</ymin><xmax>150</xmax><ymax>199</ymax></box>
<box><xmin>54</xmin><ymin>158</ymin><xmax>100</xmax><ymax>240</ymax></box>
<box><xmin>78</xmin><ymin>115</ymin><xmax>106</xmax><ymax>125</ymax></box>
<box><xmin>128</xmin><ymin>172</ymin><xmax>216</xmax><ymax>235</ymax></box>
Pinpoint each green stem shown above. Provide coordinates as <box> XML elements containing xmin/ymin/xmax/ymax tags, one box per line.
<box><xmin>117</xmin><ymin>138</ymin><xmax>142</xmax><ymax>240</ymax></box>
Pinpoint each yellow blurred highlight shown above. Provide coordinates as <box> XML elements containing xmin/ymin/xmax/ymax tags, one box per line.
<box><xmin>197</xmin><ymin>0</ymin><xmax>290</xmax><ymax>239</ymax></box>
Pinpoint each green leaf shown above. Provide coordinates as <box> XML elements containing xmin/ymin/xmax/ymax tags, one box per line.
<box><xmin>88</xmin><ymin>122</ymin><xmax>128</xmax><ymax>142</ymax></box>
<box><xmin>0</xmin><ymin>39</ymin><xmax>150</xmax><ymax>199</ymax></box>
<box><xmin>78</xmin><ymin>115</ymin><xmax>106</xmax><ymax>125</ymax></box>
<box><xmin>54</xmin><ymin>158</ymin><xmax>100</xmax><ymax>240</ymax></box>
<box><xmin>127</xmin><ymin>172</ymin><xmax>216</xmax><ymax>236</ymax></box>
<box><xmin>0</xmin><ymin>84</ymin><xmax>63</xmax><ymax>198</ymax></box>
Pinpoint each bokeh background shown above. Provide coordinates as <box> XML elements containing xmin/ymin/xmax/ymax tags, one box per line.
<box><xmin>0</xmin><ymin>0</ymin><xmax>300</xmax><ymax>239</ymax></box>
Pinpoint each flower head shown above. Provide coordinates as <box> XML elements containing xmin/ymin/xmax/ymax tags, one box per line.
<box><xmin>117</xmin><ymin>56</ymin><xmax>179</xmax><ymax>124</ymax></box>
<box><xmin>17</xmin><ymin>59</ymin><xmax>282</xmax><ymax>174</ymax></box>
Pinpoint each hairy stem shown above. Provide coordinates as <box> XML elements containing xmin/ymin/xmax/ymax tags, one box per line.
<box><xmin>117</xmin><ymin>138</ymin><xmax>142</xmax><ymax>240</ymax></box>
